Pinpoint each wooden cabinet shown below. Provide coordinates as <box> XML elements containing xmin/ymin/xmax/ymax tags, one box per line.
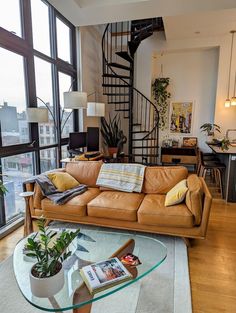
<box><xmin>161</xmin><ymin>147</ymin><xmax>198</xmax><ymax>168</ymax></box>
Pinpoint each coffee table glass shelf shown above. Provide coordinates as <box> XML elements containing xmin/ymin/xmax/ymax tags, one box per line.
<box><xmin>14</xmin><ymin>228</ymin><xmax>167</xmax><ymax>313</ymax></box>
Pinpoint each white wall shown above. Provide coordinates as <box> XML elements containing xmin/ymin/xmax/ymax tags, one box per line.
<box><xmin>78</xmin><ymin>25</ymin><xmax>107</xmax><ymax>132</ymax></box>
<box><xmin>153</xmin><ymin>49</ymin><xmax>219</xmax><ymax>151</ymax></box>
<box><xmin>135</xmin><ymin>30</ymin><xmax>236</xmax><ymax>153</ymax></box>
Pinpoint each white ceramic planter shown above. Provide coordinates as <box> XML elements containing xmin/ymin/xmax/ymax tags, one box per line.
<box><xmin>30</xmin><ymin>264</ymin><xmax>64</xmax><ymax>298</ymax></box>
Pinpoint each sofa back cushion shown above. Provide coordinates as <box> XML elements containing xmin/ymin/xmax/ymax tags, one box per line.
<box><xmin>65</xmin><ymin>161</ymin><xmax>102</xmax><ymax>187</ymax></box>
<box><xmin>142</xmin><ymin>166</ymin><xmax>188</xmax><ymax>194</ymax></box>
<box><xmin>185</xmin><ymin>174</ymin><xmax>203</xmax><ymax>225</ymax></box>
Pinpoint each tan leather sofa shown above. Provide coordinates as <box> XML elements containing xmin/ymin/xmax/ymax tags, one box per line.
<box><xmin>25</xmin><ymin>161</ymin><xmax>212</xmax><ymax>241</ymax></box>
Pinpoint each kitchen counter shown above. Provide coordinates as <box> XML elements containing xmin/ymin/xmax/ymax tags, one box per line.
<box><xmin>208</xmin><ymin>144</ymin><xmax>236</xmax><ymax>202</ymax></box>
<box><xmin>208</xmin><ymin>144</ymin><xmax>236</xmax><ymax>154</ymax></box>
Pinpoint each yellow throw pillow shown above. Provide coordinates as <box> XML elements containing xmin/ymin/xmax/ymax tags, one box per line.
<box><xmin>47</xmin><ymin>172</ymin><xmax>80</xmax><ymax>192</ymax></box>
<box><xmin>165</xmin><ymin>179</ymin><xmax>188</xmax><ymax>207</ymax></box>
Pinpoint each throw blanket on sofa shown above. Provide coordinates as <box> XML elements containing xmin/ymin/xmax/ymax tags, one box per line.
<box><xmin>24</xmin><ymin>174</ymin><xmax>87</xmax><ymax>205</ymax></box>
<box><xmin>96</xmin><ymin>163</ymin><xmax>146</xmax><ymax>193</ymax></box>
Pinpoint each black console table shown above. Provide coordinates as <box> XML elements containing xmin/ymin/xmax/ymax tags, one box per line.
<box><xmin>161</xmin><ymin>146</ymin><xmax>198</xmax><ymax>170</ymax></box>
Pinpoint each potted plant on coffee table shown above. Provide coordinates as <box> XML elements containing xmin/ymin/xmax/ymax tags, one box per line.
<box><xmin>26</xmin><ymin>218</ymin><xmax>80</xmax><ymax>298</ymax></box>
<box><xmin>101</xmin><ymin>114</ymin><xmax>127</xmax><ymax>156</ymax></box>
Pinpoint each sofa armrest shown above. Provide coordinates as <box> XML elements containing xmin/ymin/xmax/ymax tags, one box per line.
<box><xmin>198</xmin><ymin>177</ymin><xmax>212</xmax><ymax>238</ymax></box>
<box><xmin>24</xmin><ymin>168</ymin><xmax>66</xmax><ymax>216</ymax></box>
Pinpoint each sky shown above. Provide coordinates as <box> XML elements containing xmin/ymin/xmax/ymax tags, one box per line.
<box><xmin>0</xmin><ymin>0</ymin><xmax>72</xmax><ymax>113</ymax></box>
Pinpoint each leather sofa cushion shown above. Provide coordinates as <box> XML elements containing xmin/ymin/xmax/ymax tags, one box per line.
<box><xmin>185</xmin><ymin>175</ymin><xmax>203</xmax><ymax>225</ymax></box>
<box><xmin>142</xmin><ymin>166</ymin><xmax>188</xmax><ymax>194</ymax></box>
<box><xmin>87</xmin><ymin>191</ymin><xmax>144</xmax><ymax>221</ymax></box>
<box><xmin>138</xmin><ymin>194</ymin><xmax>194</xmax><ymax>228</ymax></box>
<box><xmin>65</xmin><ymin>161</ymin><xmax>102</xmax><ymax>187</ymax></box>
<box><xmin>42</xmin><ymin>188</ymin><xmax>100</xmax><ymax>216</ymax></box>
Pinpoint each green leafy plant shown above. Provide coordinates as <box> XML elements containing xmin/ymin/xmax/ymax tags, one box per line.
<box><xmin>219</xmin><ymin>137</ymin><xmax>230</xmax><ymax>151</ymax></box>
<box><xmin>101</xmin><ymin>114</ymin><xmax>127</xmax><ymax>148</ymax></box>
<box><xmin>26</xmin><ymin>219</ymin><xmax>80</xmax><ymax>278</ymax></box>
<box><xmin>200</xmin><ymin>123</ymin><xmax>221</xmax><ymax>136</ymax></box>
<box><xmin>152</xmin><ymin>77</ymin><xmax>171</xmax><ymax>131</ymax></box>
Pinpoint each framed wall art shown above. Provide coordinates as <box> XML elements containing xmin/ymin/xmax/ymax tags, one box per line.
<box><xmin>169</xmin><ymin>101</ymin><xmax>194</xmax><ymax>134</ymax></box>
<box><xmin>183</xmin><ymin>137</ymin><xmax>198</xmax><ymax>147</ymax></box>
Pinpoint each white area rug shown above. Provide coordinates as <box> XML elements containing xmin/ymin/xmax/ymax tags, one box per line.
<box><xmin>0</xmin><ymin>224</ymin><xmax>192</xmax><ymax>313</ymax></box>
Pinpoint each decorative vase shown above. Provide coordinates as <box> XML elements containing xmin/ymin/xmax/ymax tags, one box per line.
<box><xmin>30</xmin><ymin>262</ymin><xmax>64</xmax><ymax>298</ymax></box>
<box><xmin>108</xmin><ymin>147</ymin><xmax>118</xmax><ymax>157</ymax></box>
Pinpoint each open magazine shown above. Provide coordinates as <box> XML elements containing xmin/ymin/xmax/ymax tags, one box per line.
<box><xmin>80</xmin><ymin>257</ymin><xmax>133</xmax><ymax>295</ymax></box>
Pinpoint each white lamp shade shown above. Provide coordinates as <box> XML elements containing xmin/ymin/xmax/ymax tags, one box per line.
<box><xmin>224</xmin><ymin>98</ymin><xmax>231</xmax><ymax>108</ymax></box>
<box><xmin>26</xmin><ymin>108</ymin><xmax>49</xmax><ymax>123</ymax></box>
<box><xmin>231</xmin><ymin>96</ymin><xmax>236</xmax><ymax>106</ymax></box>
<box><xmin>63</xmin><ymin>91</ymin><xmax>87</xmax><ymax>109</ymax></box>
<box><xmin>87</xmin><ymin>102</ymin><xmax>105</xmax><ymax>117</ymax></box>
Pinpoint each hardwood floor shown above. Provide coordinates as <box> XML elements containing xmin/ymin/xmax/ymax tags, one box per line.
<box><xmin>0</xmin><ymin>188</ymin><xmax>236</xmax><ymax>312</ymax></box>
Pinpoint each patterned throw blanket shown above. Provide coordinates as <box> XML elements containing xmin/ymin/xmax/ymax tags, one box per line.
<box><xmin>24</xmin><ymin>174</ymin><xmax>87</xmax><ymax>205</ymax></box>
<box><xmin>96</xmin><ymin>163</ymin><xmax>146</xmax><ymax>193</ymax></box>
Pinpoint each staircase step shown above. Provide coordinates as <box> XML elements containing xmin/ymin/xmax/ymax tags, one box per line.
<box><xmin>132</xmin><ymin>123</ymin><xmax>141</xmax><ymax>126</ymax></box>
<box><xmin>116</xmin><ymin>51</ymin><xmax>133</xmax><ymax>63</ymax></box>
<box><xmin>105</xmin><ymin>93</ymin><xmax>130</xmax><ymax>96</ymax></box>
<box><xmin>103</xmin><ymin>73</ymin><xmax>131</xmax><ymax>79</ymax></box>
<box><xmin>128</xmin><ymin>41</ymin><xmax>140</xmax><ymax>56</ymax></box>
<box><xmin>133</xmin><ymin>138</ymin><xmax>156</xmax><ymax>141</ymax></box>
<box><xmin>108</xmin><ymin>101</ymin><xmax>130</xmax><ymax>104</ymax></box>
<box><xmin>108</xmin><ymin>62</ymin><xmax>131</xmax><ymax>71</ymax></box>
<box><xmin>133</xmin><ymin>24</ymin><xmax>153</xmax><ymax>36</ymax></box>
<box><xmin>102</xmin><ymin>84</ymin><xmax>130</xmax><ymax>88</ymax></box>
<box><xmin>132</xmin><ymin>146</ymin><xmax>157</xmax><ymax>149</ymax></box>
<box><xmin>114</xmin><ymin>109</ymin><xmax>129</xmax><ymax>112</ymax></box>
<box><xmin>124</xmin><ymin>116</ymin><xmax>130</xmax><ymax>119</ymax></box>
<box><xmin>131</xmin><ymin>131</ymin><xmax>149</xmax><ymax>134</ymax></box>
<box><xmin>134</xmin><ymin>31</ymin><xmax>153</xmax><ymax>42</ymax></box>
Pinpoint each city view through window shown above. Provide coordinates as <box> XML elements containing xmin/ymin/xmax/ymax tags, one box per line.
<box><xmin>0</xmin><ymin>0</ymin><xmax>76</xmax><ymax>225</ymax></box>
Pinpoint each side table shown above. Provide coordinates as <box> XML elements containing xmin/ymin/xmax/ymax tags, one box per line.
<box><xmin>19</xmin><ymin>191</ymin><xmax>34</xmax><ymax>237</ymax></box>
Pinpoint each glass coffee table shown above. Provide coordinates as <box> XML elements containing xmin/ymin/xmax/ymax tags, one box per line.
<box><xmin>13</xmin><ymin>228</ymin><xmax>167</xmax><ymax>313</ymax></box>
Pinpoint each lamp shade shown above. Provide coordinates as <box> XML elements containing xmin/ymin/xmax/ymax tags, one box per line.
<box><xmin>231</xmin><ymin>96</ymin><xmax>236</xmax><ymax>106</ymax></box>
<box><xmin>63</xmin><ymin>91</ymin><xmax>87</xmax><ymax>109</ymax></box>
<box><xmin>26</xmin><ymin>108</ymin><xmax>49</xmax><ymax>123</ymax></box>
<box><xmin>87</xmin><ymin>102</ymin><xmax>105</xmax><ymax>117</ymax></box>
<box><xmin>224</xmin><ymin>98</ymin><xmax>231</xmax><ymax>108</ymax></box>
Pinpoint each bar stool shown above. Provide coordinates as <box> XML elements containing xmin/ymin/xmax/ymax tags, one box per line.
<box><xmin>197</xmin><ymin>150</ymin><xmax>225</xmax><ymax>198</ymax></box>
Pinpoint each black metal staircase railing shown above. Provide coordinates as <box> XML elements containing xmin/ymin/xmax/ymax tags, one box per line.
<box><xmin>102</xmin><ymin>19</ymin><xmax>163</xmax><ymax>164</ymax></box>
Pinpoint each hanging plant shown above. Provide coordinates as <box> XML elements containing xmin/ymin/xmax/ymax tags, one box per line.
<box><xmin>152</xmin><ymin>77</ymin><xmax>171</xmax><ymax>131</ymax></box>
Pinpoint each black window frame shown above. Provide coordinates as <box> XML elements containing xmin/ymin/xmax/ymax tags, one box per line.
<box><xmin>0</xmin><ymin>0</ymin><xmax>78</xmax><ymax>228</ymax></box>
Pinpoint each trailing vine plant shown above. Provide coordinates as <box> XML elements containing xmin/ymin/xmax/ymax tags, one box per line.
<box><xmin>152</xmin><ymin>77</ymin><xmax>171</xmax><ymax>131</ymax></box>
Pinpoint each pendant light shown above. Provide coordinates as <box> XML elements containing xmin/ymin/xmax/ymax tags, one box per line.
<box><xmin>231</xmin><ymin>72</ymin><xmax>236</xmax><ymax>106</ymax></box>
<box><xmin>225</xmin><ymin>30</ymin><xmax>236</xmax><ymax>108</ymax></box>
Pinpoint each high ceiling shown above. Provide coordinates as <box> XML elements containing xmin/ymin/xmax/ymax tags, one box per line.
<box><xmin>47</xmin><ymin>0</ymin><xmax>236</xmax><ymax>39</ymax></box>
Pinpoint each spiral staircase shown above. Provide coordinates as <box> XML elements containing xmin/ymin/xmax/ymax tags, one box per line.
<box><xmin>102</xmin><ymin>18</ymin><xmax>164</xmax><ymax>164</ymax></box>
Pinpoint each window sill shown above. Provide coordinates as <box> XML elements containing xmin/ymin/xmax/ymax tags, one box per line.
<box><xmin>0</xmin><ymin>216</ymin><xmax>24</xmax><ymax>240</ymax></box>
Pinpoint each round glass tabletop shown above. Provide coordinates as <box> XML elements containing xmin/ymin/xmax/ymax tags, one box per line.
<box><xmin>13</xmin><ymin>228</ymin><xmax>167</xmax><ymax>312</ymax></box>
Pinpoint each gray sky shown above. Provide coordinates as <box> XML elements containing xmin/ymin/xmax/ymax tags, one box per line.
<box><xmin>0</xmin><ymin>0</ymin><xmax>72</xmax><ymax>113</ymax></box>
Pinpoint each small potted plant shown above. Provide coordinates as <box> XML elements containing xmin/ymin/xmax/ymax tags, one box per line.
<box><xmin>101</xmin><ymin>114</ymin><xmax>127</xmax><ymax>156</ymax></box>
<box><xmin>26</xmin><ymin>218</ymin><xmax>80</xmax><ymax>298</ymax></box>
<box><xmin>218</xmin><ymin>137</ymin><xmax>230</xmax><ymax>151</ymax></box>
<box><xmin>200</xmin><ymin>123</ymin><xmax>221</xmax><ymax>142</ymax></box>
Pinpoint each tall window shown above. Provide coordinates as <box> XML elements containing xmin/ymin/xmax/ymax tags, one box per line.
<box><xmin>0</xmin><ymin>0</ymin><xmax>77</xmax><ymax>229</ymax></box>
<box><xmin>56</xmin><ymin>17</ymin><xmax>72</xmax><ymax>63</ymax></box>
<box><xmin>0</xmin><ymin>48</ymin><xmax>29</xmax><ymax>146</ymax></box>
<box><xmin>0</xmin><ymin>0</ymin><xmax>22</xmax><ymax>37</ymax></box>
